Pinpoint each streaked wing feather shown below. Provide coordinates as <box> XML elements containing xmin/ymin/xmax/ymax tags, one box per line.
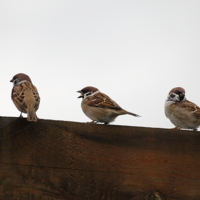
<box><xmin>179</xmin><ymin>100</ymin><xmax>200</xmax><ymax>118</ymax></box>
<box><xmin>12</xmin><ymin>82</ymin><xmax>40</xmax><ymax>108</ymax></box>
<box><xmin>88</xmin><ymin>92</ymin><xmax>122</xmax><ymax>110</ymax></box>
<box><xmin>32</xmin><ymin>87</ymin><xmax>40</xmax><ymax>107</ymax></box>
<box><xmin>12</xmin><ymin>85</ymin><xmax>26</xmax><ymax>108</ymax></box>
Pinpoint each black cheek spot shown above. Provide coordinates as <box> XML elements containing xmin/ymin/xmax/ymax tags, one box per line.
<box><xmin>179</xmin><ymin>94</ymin><xmax>185</xmax><ymax>101</ymax></box>
<box><xmin>170</xmin><ymin>94</ymin><xmax>175</xmax><ymax>98</ymax></box>
<box><xmin>86</xmin><ymin>92</ymin><xmax>91</xmax><ymax>96</ymax></box>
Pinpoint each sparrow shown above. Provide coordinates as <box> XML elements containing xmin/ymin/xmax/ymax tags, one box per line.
<box><xmin>165</xmin><ymin>87</ymin><xmax>200</xmax><ymax>131</ymax></box>
<box><xmin>10</xmin><ymin>73</ymin><xmax>40</xmax><ymax>122</ymax></box>
<box><xmin>77</xmin><ymin>86</ymin><xmax>140</xmax><ymax>124</ymax></box>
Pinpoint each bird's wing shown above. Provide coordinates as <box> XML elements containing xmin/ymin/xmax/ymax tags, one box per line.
<box><xmin>12</xmin><ymin>82</ymin><xmax>40</xmax><ymax>109</ymax></box>
<box><xmin>87</xmin><ymin>92</ymin><xmax>122</xmax><ymax>110</ymax></box>
<box><xmin>177</xmin><ymin>100</ymin><xmax>200</xmax><ymax>119</ymax></box>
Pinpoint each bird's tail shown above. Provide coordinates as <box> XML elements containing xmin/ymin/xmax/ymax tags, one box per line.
<box><xmin>126</xmin><ymin>111</ymin><xmax>141</xmax><ymax>117</ymax></box>
<box><xmin>27</xmin><ymin>110</ymin><xmax>38</xmax><ymax>122</ymax></box>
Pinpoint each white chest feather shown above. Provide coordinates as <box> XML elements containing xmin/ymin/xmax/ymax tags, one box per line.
<box><xmin>164</xmin><ymin>100</ymin><xmax>174</xmax><ymax>118</ymax></box>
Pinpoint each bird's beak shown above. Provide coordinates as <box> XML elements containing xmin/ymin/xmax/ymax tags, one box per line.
<box><xmin>77</xmin><ymin>91</ymin><xmax>83</xmax><ymax>98</ymax></box>
<box><xmin>10</xmin><ymin>79</ymin><xmax>13</xmax><ymax>83</ymax></box>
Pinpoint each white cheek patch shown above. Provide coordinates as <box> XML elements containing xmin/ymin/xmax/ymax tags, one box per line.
<box><xmin>83</xmin><ymin>92</ymin><xmax>91</xmax><ymax>99</ymax></box>
<box><xmin>167</xmin><ymin>93</ymin><xmax>179</xmax><ymax>102</ymax></box>
<box><xmin>83</xmin><ymin>90</ymin><xmax>100</xmax><ymax>99</ymax></box>
<box><xmin>15</xmin><ymin>80</ymin><xmax>28</xmax><ymax>86</ymax></box>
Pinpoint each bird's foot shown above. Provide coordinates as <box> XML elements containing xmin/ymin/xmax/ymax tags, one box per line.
<box><xmin>87</xmin><ymin>121</ymin><xmax>98</xmax><ymax>124</ymax></box>
<box><xmin>172</xmin><ymin>126</ymin><xmax>180</xmax><ymax>130</ymax></box>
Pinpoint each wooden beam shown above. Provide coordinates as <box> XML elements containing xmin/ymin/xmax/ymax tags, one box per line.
<box><xmin>0</xmin><ymin>117</ymin><xmax>200</xmax><ymax>200</ymax></box>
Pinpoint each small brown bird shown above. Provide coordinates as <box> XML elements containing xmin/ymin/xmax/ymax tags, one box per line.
<box><xmin>165</xmin><ymin>87</ymin><xmax>200</xmax><ymax>131</ymax></box>
<box><xmin>10</xmin><ymin>73</ymin><xmax>40</xmax><ymax>122</ymax></box>
<box><xmin>77</xmin><ymin>86</ymin><xmax>140</xmax><ymax>124</ymax></box>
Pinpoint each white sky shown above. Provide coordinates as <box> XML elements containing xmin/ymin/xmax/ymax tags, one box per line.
<box><xmin>1</xmin><ymin>0</ymin><xmax>200</xmax><ymax>129</ymax></box>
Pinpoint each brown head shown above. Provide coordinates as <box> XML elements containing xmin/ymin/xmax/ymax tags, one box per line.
<box><xmin>169</xmin><ymin>87</ymin><xmax>185</xmax><ymax>95</ymax></box>
<box><xmin>167</xmin><ymin>87</ymin><xmax>186</xmax><ymax>102</ymax></box>
<box><xmin>77</xmin><ymin>86</ymin><xmax>99</xmax><ymax>99</ymax></box>
<box><xmin>10</xmin><ymin>73</ymin><xmax>32</xmax><ymax>86</ymax></box>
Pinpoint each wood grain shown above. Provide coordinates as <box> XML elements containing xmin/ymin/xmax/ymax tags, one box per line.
<box><xmin>0</xmin><ymin>117</ymin><xmax>200</xmax><ymax>200</ymax></box>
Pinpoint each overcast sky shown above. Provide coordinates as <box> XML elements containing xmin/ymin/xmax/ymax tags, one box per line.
<box><xmin>1</xmin><ymin>0</ymin><xmax>200</xmax><ymax>129</ymax></box>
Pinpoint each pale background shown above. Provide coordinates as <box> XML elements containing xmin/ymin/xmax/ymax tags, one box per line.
<box><xmin>1</xmin><ymin>0</ymin><xmax>200</xmax><ymax>129</ymax></box>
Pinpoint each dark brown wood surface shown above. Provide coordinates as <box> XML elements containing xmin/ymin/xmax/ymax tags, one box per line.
<box><xmin>0</xmin><ymin>116</ymin><xmax>200</xmax><ymax>200</ymax></box>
